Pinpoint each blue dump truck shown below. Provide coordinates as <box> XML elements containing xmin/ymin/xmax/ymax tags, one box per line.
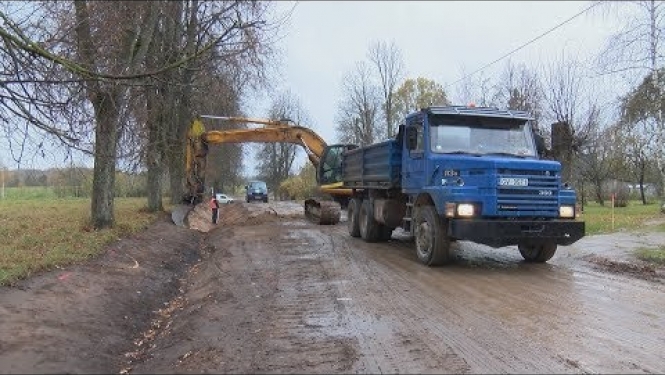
<box><xmin>340</xmin><ymin>106</ymin><xmax>585</xmax><ymax>266</ymax></box>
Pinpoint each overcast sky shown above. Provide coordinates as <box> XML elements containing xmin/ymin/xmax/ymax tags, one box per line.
<box><xmin>240</xmin><ymin>0</ymin><xmax>623</xmax><ymax>173</ymax></box>
<box><xmin>2</xmin><ymin>1</ymin><xmax>625</xmax><ymax>174</ymax></box>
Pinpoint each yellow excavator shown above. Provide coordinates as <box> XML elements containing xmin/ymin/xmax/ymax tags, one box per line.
<box><xmin>182</xmin><ymin>115</ymin><xmax>357</xmax><ymax>224</ymax></box>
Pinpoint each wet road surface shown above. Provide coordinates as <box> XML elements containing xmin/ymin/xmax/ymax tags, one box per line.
<box><xmin>132</xmin><ymin>201</ymin><xmax>665</xmax><ymax>374</ymax></box>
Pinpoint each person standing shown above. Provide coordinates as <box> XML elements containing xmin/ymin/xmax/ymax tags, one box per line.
<box><xmin>210</xmin><ymin>195</ymin><xmax>220</xmax><ymax>224</ymax></box>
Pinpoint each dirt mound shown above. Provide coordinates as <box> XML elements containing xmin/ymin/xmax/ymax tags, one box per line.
<box><xmin>186</xmin><ymin>203</ymin><xmax>291</xmax><ymax>232</ymax></box>
<box><xmin>219</xmin><ymin>203</ymin><xmax>283</xmax><ymax>226</ymax></box>
<box><xmin>585</xmin><ymin>254</ymin><xmax>663</xmax><ymax>281</ymax></box>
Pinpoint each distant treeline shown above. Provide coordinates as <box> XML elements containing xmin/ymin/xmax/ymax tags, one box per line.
<box><xmin>1</xmin><ymin>167</ymin><xmax>156</xmax><ymax>198</ymax></box>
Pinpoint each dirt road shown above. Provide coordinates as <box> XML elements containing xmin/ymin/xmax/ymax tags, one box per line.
<box><xmin>1</xmin><ymin>202</ymin><xmax>665</xmax><ymax>374</ymax></box>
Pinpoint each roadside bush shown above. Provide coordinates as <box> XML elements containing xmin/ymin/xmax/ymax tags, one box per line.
<box><xmin>613</xmin><ymin>188</ymin><xmax>629</xmax><ymax>207</ymax></box>
<box><xmin>603</xmin><ymin>181</ymin><xmax>630</xmax><ymax>207</ymax></box>
<box><xmin>279</xmin><ymin>176</ymin><xmax>315</xmax><ymax>200</ymax></box>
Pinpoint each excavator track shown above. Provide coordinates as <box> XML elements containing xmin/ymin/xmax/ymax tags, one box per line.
<box><xmin>304</xmin><ymin>199</ymin><xmax>341</xmax><ymax>225</ymax></box>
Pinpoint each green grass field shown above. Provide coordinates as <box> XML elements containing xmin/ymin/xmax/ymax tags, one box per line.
<box><xmin>635</xmin><ymin>246</ymin><xmax>665</xmax><ymax>265</ymax></box>
<box><xmin>0</xmin><ymin>189</ymin><xmax>169</xmax><ymax>285</ymax></box>
<box><xmin>1</xmin><ymin>186</ymin><xmax>62</xmax><ymax>200</ymax></box>
<box><xmin>0</xmin><ymin>187</ymin><xmax>663</xmax><ymax>285</ymax></box>
<box><xmin>580</xmin><ymin>201</ymin><xmax>665</xmax><ymax>235</ymax></box>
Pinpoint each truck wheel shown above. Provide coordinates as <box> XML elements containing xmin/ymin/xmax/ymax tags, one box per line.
<box><xmin>414</xmin><ymin>205</ymin><xmax>451</xmax><ymax>266</ymax></box>
<box><xmin>359</xmin><ymin>199</ymin><xmax>380</xmax><ymax>242</ymax></box>
<box><xmin>518</xmin><ymin>243</ymin><xmax>557</xmax><ymax>262</ymax></box>
<box><xmin>347</xmin><ymin>198</ymin><xmax>361</xmax><ymax>237</ymax></box>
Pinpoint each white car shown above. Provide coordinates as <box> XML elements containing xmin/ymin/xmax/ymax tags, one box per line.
<box><xmin>215</xmin><ymin>193</ymin><xmax>235</xmax><ymax>204</ymax></box>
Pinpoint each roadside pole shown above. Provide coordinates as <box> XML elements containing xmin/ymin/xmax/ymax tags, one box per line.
<box><xmin>611</xmin><ymin>193</ymin><xmax>615</xmax><ymax>231</ymax></box>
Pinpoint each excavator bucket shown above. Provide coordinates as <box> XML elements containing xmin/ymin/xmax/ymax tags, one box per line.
<box><xmin>304</xmin><ymin>199</ymin><xmax>341</xmax><ymax>225</ymax></box>
<box><xmin>171</xmin><ymin>204</ymin><xmax>194</xmax><ymax>227</ymax></box>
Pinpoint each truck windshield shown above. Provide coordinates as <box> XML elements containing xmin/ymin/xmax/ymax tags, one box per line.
<box><xmin>248</xmin><ymin>181</ymin><xmax>267</xmax><ymax>190</ymax></box>
<box><xmin>429</xmin><ymin>117</ymin><xmax>537</xmax><ymax>157</ymax></box>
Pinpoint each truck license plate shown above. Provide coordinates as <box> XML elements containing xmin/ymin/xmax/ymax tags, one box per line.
<box><xmin>499</xmin><ymin>177</ymin><xmax>528</xmax><ymax>186</ymax></box>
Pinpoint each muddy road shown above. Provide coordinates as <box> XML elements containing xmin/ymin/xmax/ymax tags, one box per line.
<box><xmin>1</xmin><ymin>201</ymin><xmax>665</xmax><ymax>374</ymax></box>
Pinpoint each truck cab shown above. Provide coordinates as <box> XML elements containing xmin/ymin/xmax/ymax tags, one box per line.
<box><xmin>341</xmin><ymin>106</ymin><xmax>585</xmax><ymax>266</ymax></box>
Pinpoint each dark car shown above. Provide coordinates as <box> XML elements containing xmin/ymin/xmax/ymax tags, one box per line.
<box><xmin>245</xmin><ymin>180</ymin><xmax>268</xmax><ymax>203</ymax></box>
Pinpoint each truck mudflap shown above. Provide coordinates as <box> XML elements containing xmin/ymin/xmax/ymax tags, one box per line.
<box><xmin>449</xmin><ymin>219</ymin><xmax>585</xmax><ymax>248</ymax></box>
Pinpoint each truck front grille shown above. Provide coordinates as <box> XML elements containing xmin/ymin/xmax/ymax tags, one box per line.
<box><xmin>496</xmin><ymin>168</ymin><xmax>559</xmax><ymax>216</ymax></box>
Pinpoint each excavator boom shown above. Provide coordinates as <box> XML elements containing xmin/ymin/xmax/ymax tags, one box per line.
<box><xmin>202</xmin><ymin>126</ymin><xmax>325</xmax><ymax>166</ymax></box>
<box><xmin>183</xmin><ymin>116</ymin><xmax>355</xmax><ymax>225</ymax></box>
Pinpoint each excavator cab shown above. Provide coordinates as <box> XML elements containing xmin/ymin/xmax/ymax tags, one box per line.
<box><xmin>318</xmin><ymin>144</ymin><xmax>357</xmax><ymax>186</ymax></box>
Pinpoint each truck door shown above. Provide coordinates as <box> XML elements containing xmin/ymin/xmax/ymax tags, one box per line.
<box><xmin>402</xmin><ymin>118</ymin><xmax>426</xmax><ymax>191</ymax></box>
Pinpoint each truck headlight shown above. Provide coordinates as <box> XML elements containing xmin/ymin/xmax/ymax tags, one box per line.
<box><xmin>457</xmin><ymin>203</ymin><xmax>475</xmax><ymax>217</ymax></box>
<box><xmin>559</xmin><ymin>205</ymin><xmax>575</xmax><ymax>218</ymax></box>
<box><xmin>445</xmin><ymin>203</ymin><xmax>476</xmax><ymax>218</ymax></box>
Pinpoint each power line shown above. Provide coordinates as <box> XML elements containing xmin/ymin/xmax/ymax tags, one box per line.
<box><xmin>445</xmin><ymin>1</ymin><xmax>602</xmax><ymax>90</ymax></box>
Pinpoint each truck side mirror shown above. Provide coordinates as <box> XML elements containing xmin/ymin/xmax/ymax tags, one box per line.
<box><xmin>406</xmin><ymin>127</ymin><xmax>417</xmax><ymax>150</ymax></box>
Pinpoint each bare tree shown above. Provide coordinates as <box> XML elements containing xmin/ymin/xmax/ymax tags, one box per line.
<box><xmin>197</xmin><ymin>75</ymin><xmax>245</xmax><ymax>197</ymax></box>
<box><xmin>1</xmin><ymin>1</ymin><xmax>284</xmax><ymax>224</ymax></box>
<box><xmin>541</xmin><ymin>54</ymin><xmax>600</xmax><ymax>184</ymax></box>
<box><xmin>157</xmin><ymin>1</ymin><xmax>280</xmax><ymax>205</ymax></box>
<box><xmin>73</xmin><ymin>1</ymin><xmax>161</xmax><ymax>228</ymax></box>
<box><xmin>368</xmin><ymin>40</ymin><xmax>404</xmax><ymax>138</ymax></box>
<box><xmin>494</xmin><ymin>60</ymin><xmax>544</xmax><ymax>127</ymax></box>
<box><xmin>620</xmin><ymin>68</ymin><xmax>665</xmax><ymax>203</ymax></box>
<box><xmin>0</xmin><ymin>2</ymin><xmax>90</xmax><ymax>171</ymax></box>
<box><xmin>595</xmin><ymin>0</ymin><xmax>665</xmax><ymax>77</ymax></box>
<box><xmin>2</xmin><ymin>1</ymin><xmax>179</xmax><ymax>226</ymax></box>
<box><xmin>256</xmin><ymin>90</ymin><xmax>311</xmax><ymax>197</ymax></box>
<box><xmin>335</xmin><ymin>61</ymin><xmax>382</xmax><ymax>145</ymax></box>
<box><xmin>577</xmin><ymin>124</ymin><xmax>622</xmax><ymax>206</ymax></box>
<box><xmin>596</xmin><ymin>0</ymin><xmax>665</xmax><ymax>194</ymax></box>
<box><xmin>453</xmin><ymin>67</ymin><xmax>497</xmax><ymax>107</ymax></box>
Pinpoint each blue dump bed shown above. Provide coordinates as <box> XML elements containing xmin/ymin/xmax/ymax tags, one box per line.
<box><xmin>342</xmin><ymin>139</ymin><xmax>402</xmax><ymax>189</ymax></box>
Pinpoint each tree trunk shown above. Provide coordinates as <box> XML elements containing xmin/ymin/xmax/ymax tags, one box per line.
<box><xmin>639</xmin><ymin>174</ymin><xmax>647</xmax><ymax>205</ymax></box>
<box><xmin>166</xmin><ymin>0</ymin><xmax>197</xmax><ymax>205</ymax></box>
<box><xmin>90</xmin><ymin>91</ymin><xmax>120</xmax><ymax>229</ymax></box>
<box><xmin>580</xmin><ymin>180</ymin><xmax>585</xmax><ymax>211</ymax></box>
<box><xmin>168</xmin><ymin>148</ymin><xmax>186</xmax><ymax>204</ymax></box>
<box><xmin>146</xmin><ymin>88</ymin><xmax>163</xmax><ymax>212</ymax></box>
<box><xmin>594</xmin><ymin>180</ymin><xmax>604</xmax><ymax>206</ymax></box>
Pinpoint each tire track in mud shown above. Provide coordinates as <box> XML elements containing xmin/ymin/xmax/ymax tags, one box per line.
<box><xmin>547</xmin><ymin>265</ymin><xmax>665</xmax><ymax>373</ymax></box>
<box><xmin>207</xmin><ymin>219</ymin><xmax>472</xmax><ymax>374</ymax></box>
<box><xmin>248</xmin><ymin>226</ymin><xmax>360</xmax><ymax>373</ymax></box>
<box><xmin>130</xmin><ymin>219</ymin><xmax>365</xmax><ymax>374</ymax></box>
<box><xmin>339</xmin><ymin>249</ymin><xmax>573</xmax><ymax>373</ymax></box>
<box><xmin>128</xmin><ymin>203</ymin><xmax>665</xmax><ymax>374</ymax></box>
<box><xmin>323</xmin><ymin>223</ymin><xmax>665</xmax><ymax>374</ymax></box>
<box><xmin>321</xmin><ymin>227</ymin><xmax>472</xmax><ymax>374</ymax></box>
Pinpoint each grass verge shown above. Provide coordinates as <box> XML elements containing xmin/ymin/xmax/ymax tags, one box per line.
<box><xmin>635</xmin><ymin>246</ymin><xmax>665</xmax><ymax>265</ymax></box>
<box><xmin>580</xmin><ymin>201</ymin><xmax>664</xmax><ymax>235</ymax></box>
<box><xmin>0</xmin><ymin>197</ymin><xmax>168</xmax><ymax>286</ymax></box>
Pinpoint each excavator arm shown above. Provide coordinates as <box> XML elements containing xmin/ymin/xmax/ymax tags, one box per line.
<box><xmin>183</xmin><ymin>115</ymin><xmax>354</xmax><ymax>224</ymax></box>
<box><xmin>203</xmin><ymin>125</ymin><xmax>326</xmax><ymax>166</ymax></box>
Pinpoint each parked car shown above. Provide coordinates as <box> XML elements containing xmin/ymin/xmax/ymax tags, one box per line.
<box><xmin>215</xmin><ymin>193</ymin><xmax>234</xmax><ymax>204</ymax></box>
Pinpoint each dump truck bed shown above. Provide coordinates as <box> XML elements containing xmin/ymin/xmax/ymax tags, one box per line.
<box><xmin>342</xmin><ymin>139</ymin><xmax>402</xmax><ymax>189</ymax></box>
